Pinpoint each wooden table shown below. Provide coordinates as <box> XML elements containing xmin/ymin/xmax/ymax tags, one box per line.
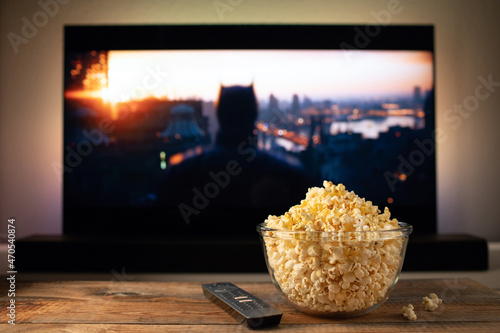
<box><xmin>1</xmin><ymin>278</ymin><xmax>499</xmax><ymax>332</ymax></box>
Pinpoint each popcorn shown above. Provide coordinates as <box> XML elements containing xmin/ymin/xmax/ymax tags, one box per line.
<box><xmin>422</xmin><ymin>293</ymin><xmax>442</xmax><ymax>311</ymax></box>
<box><xmin>401</xmin><ymin>304</ymin><xmax>417</xmax><ymax>321</ymax></box>
<box><xmin>263</xmin><ymin>181</ymin><xmax>406</xmax><ymax>314</ymax></box>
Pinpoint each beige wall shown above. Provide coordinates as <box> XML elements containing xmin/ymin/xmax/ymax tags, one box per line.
<box><xmin>1</xmin><ymin>0</ymin><xmax>499</xmax><ymax>240</ymax></box>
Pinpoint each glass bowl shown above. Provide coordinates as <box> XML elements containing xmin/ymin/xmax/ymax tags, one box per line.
<box><xmin>257</xmin><ymin>222</ymin><xmax>412</xmax><ymax>318</ymax></box>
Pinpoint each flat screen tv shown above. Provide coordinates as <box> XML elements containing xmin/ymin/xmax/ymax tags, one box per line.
<box><xmin>63</xmin><ymin>25</ymin><xmax>436</xmax><ymax>271</ymax></box>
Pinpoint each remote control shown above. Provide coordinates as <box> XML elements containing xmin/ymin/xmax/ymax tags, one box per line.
<box><xmin>202</xmin><ymin>282</ymin><xmax>283</xmax><ymax>329</ymax></box>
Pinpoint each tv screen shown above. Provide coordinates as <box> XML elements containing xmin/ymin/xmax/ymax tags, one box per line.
<box><xmin>63</xmin><ymin>25</ymin><xmax>436</xmax><ymax>242</ymax></box>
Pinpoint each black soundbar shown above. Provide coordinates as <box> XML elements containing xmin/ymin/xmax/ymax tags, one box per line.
<box><xmin>15</xmin><ymin>233</ymin><xmax>487</xmax><ymax>273</ymax></box>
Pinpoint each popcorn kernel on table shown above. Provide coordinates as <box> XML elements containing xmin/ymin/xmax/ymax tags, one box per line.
<box><xmin>264</xmin><ymin>181</ymin><xmax>405</xmax><ymax>313</ymax></box>
<box><xmin>422</xmin><ymin>293</ymin><xmax>442</xmax><ymax>311</ymax></box>
<box><xmin>402</xmin><ymin>303</ymin><xmax>417</xmax><ymax>321</ymax></box>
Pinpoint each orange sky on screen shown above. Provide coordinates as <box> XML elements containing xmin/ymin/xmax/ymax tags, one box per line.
<box><xmin>102</xmin><ymin>50</ymin><xmax>433</xmax><ymax>103</ymax></box>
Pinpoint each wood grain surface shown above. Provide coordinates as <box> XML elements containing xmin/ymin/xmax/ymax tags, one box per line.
<box><xmin>1</xmin><ymin>278</ymin><xmax>499</xmax><ymax>332</ymax></box>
